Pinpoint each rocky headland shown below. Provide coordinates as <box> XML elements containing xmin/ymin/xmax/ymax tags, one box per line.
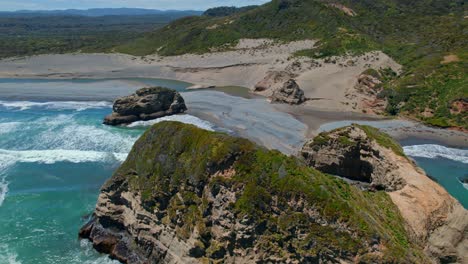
<box><xmin>103</xmin><ymin>87</ymin><xmax>187</xmax><ymax>126</ymax></box>
<box><xmin>80</xmin><ymin>121</ymin><xmax>441</xmax><ymax>263</ymax></box>
<box><xmin>301</xmin><ymin>125</ymin><xmax>468</xmax><ymax>263</ymax></box>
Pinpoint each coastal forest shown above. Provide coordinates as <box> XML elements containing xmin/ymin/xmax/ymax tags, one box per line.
<box><xmin>0</xmin><ymin>10</ymin><xmax>201</xmax><ymax>59</ymax></box>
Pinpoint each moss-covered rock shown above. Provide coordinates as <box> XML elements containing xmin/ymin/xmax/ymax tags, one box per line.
<box><xmin>80</xmin><ymin>121</ymin><xmax>426</xmax><ymax>263</ymax></box>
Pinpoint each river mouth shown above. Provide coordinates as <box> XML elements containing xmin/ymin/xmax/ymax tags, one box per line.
<box><xmin>0</xmin><ymin>77</ymin><xmax>466</xmax><ymax>263</ymax></box>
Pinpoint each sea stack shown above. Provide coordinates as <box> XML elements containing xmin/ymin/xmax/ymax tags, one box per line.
<box><xmin>103</xmin><ymin>87</ymin><xmax>187</xmax><ymax>126</ymax></box>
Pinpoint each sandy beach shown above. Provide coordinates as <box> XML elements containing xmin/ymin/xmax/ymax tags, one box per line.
<box><xmin>0</xmin><ymin>39</ymin><xmax>465</xmax><ymax>149</ymax></box>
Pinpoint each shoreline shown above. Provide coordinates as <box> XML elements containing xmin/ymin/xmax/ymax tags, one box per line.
<box><xmin>0</xmin><ymin>76</ymin><xmax>466</xmax><ymax>150</ymax></box>
<box><xmin>0</xmin><ymin>46</ymin><xmax>465</xmax><ymax>149</ymax></box>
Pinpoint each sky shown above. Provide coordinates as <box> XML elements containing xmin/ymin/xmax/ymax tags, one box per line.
<box><xmin>0</xmin><ymin>0</ymin><xmax>270</xmax><ymax>11</ymax></box>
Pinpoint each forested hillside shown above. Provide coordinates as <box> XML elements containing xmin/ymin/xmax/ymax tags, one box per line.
<box><xmin>0</xmin><ymin>11</ymin><xmax>200</xmax><ymax>59</ymax></box>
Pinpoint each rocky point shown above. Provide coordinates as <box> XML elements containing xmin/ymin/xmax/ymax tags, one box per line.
<box><xmin>79</xmin><ymin>122</ymin><xmax>431</xmax><ymax>264</ymax></box>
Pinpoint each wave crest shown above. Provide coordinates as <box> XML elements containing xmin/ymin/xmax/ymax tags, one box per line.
<box><xmin>0</xmin><ymin>149</ymin><xmax>128</xmax><ymax>165</ymax></box>
<box><xmin>0</xmin><ymin>100</ymin><xmax>112</xmax><ymax>111</ymax></box>
<box><xmin>127</xmin><ymin>114</ymin><xmax>216</xmax><ymax>131</ymax></box>
<box><xmin>403</xmin><ymin>144</ymin><xmax>468</xmax><ymax>164</ymax></box>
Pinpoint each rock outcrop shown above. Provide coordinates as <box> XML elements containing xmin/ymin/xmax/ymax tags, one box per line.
<box><xmin>301</xmin><ymin>125</ymin><xmax>468</xmax><ymax>263</ymax></box>
<box><xmin>346</xmin><ymin>69</ymin><xmax>387</xmax><ymax>114</ymax></box>
<box><xmin>103</xmin><ymin>87</ymin><xmax>187</xmax><ymax>126</ymax></box>
<box><xmin>254</xmin><ymin>71</ymin><xmax>295</xmax><ymax>95</ymax></box>
<box><xmin>301</xmin><ymin>125</ymin><xmax>406</xmax><ymax>191</ymax></box>
<box><xmin>80</xmin><ymin>122</ymin><xmax>427</xmax><ymax>264</ymax></box>
<box><xmin>270</xmin><ymin>79</ymin><xmax>306</xmax><ymax>105</ymax></box>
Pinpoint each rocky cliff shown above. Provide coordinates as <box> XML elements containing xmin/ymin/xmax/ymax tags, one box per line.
<box><xmin>104</xmin><ymin>87</ymin><xmax>187</xmax><ymax>126</ymax></box>
<box><xmin>301</xmin><ymin>125</ymin><xmax>468</xmax><ymax>263</ymax></box>
<box><xmin>80</xmin><ymin>122</ymin><xmax>427</xmax><ymax>263</ymax></box>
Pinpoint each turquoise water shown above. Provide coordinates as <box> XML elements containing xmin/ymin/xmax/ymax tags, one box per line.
<box><xmin>0</xmin><ymin>104</ymin><xmax>141</xmax><ymax>264</ymax></box>
<box><xmin>411</xmin><ymin>157</ymin><xmax>467</xmax><ymax>208</ymax></box>
<box><xmin>0</xmin><ymin>79</ymin><xmax>467</xmax><ymax>263</ymax></box>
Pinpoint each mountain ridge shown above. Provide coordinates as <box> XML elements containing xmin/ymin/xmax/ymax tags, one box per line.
<box><xmin>0</xmin><ymin>8</ymin><xmax>203</xmax><ymax>17</ymax></box>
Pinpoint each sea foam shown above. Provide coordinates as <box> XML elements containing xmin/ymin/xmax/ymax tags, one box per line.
<box><xmin>0</xmin><ymin>100</ymin><xmax>112</xmax><ymax>111</ymax></box>
<box><xmin>127</xmin><ymin>114</ymin><xmax>216</xmax><ymax>131</ymax></box>
<box><xmin>403</xmin><ymin>144</ymin><xmax>468</xmax><ymax>164</ymax></box>
<box><xmin>0</xmin><ymin>176</ymin><xmax>8</xmax><ymax>207</ymax></box>
<box><xmin>0</xmin><ymin>244</ymin><xmax>22</xmax><ymax>264</ymax></box>
<box><xmin>0</xmin><ymin>149</ymin><xmax>128</xmax><ymax>165</ymax></box>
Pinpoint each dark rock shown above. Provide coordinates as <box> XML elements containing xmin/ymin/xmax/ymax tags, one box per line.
<box><xmin>270</xmin><ymin>79</ymin><xmax>306</xmax><ymax>105</ymax></box>
<box><xmin>103</xmin><ymin>87</ymin><xmax>187</xmax><ymax>126</ymax></box>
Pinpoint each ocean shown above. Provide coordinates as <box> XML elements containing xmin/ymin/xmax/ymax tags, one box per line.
<box><xmin>0</xmin><ymin>79</ymin><xmax>466</xmax><ymax>264</ymax></box>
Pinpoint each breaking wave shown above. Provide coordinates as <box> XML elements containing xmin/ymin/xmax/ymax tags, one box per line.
<box><xmin>403</xmin><ymin>144</ymin><xmax>468</xmax><ymax>164</ymax></box>
<box><xmin>0</xmin><ymin>149</ymin><xmax>128</xmax><ymax>165</ymax></box>
<box><xmin>127</xmin><ymin>114</ymin><xmax>216</xmax><ymax>131</ymax></box>
<box><xmin>0</xmin><ymin>100</ymin><xmax>112</xmax><ymax>111</ymax></box>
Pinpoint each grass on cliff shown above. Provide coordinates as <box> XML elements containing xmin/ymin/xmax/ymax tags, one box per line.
<box><xmin>111</xmin><ymin>121</ymin><xmax>426</xmax><ymax>262</ymax></box>
<box><xmin>354</xmin><ymin>124</ymin><xmax>406</xmax><ymax>157</ymax></box>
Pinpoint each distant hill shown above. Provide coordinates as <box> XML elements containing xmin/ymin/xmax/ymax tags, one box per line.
<box><xmin>0</xmin><ymin>8</ymin><xmax>203</xmax><ymax>17</ymax></box>
<box><xmin>116</xmin><ymin>0</ymin><xmax>466</xmax><ymax>129</ymax></box>
<box><xmin>0</xmin><ymin>9</ymin><xmax>200</xmax><ymax>59</ymax></box>
<box><xmin>203</xmin><ymin>6</ymin><xmax>258</xmax><ymax>17</ymax></box>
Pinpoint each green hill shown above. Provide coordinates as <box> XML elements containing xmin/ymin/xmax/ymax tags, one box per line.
<box><xmin>116</xmin><ymin>0</ymin><xmax>467</xmax><ymax>129</ymax></box>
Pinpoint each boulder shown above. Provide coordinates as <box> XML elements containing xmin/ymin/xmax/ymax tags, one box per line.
<box><xmin>103</xmin><ymin>87</ymin><xmax>187</xmax><ymax>126</ymax></box>
<box><xmin>270</xmin><ymin>79</ymin><xmax>306</xmax><ymax>105</ymax></box>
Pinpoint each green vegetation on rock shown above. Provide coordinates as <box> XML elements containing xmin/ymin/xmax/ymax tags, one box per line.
<box><xmin>355</xmin><ymin>124</ymin><xmax>406</xmax><ymax>157</ymax></box>
<box><xmin>108</xmin><ymin>121</ymin><xmax>426</xmax><ymax>262</ymax></box>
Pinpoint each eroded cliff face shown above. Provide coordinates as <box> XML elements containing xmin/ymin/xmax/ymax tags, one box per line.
<box><xmin>301</xmin><ymin>125</ymin><xmax>468</xmax><ymax>263</ymax></box>
<box><xmin>80</xmin><ymin>122</ymin><xmax>426</xmax><ymax>263</ymax></box>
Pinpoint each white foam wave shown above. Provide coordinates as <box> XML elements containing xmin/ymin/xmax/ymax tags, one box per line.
<box><xmin>0</xmin><ymin>122</ymin><xmax>22</xmax><ymax>135</ymax></box>
<box><xmin>0</xmin><ymin>149</ymin><xmax>128</xmax><ymax>165</ymax></box>
<box><xmin>461</xmin><ymin>180</ymin><xmax>468</xmax><ymax>191</ymax></box>
<box><xmin>78</xmin><ymin>240</ymin><xmax>120</xmax><ymax>264</ymax></box>
<box><xmin>0</xmin><ymin>175</ymin><xmax>8</xmax><ymax>207</ymax></box>
<box><xmin>1</xmin><ymin>114</ymin><xmax>139</xmax><ymax>153</ymax></box>
<box><xmin>0</xmin><ymin>244</ymin><xmax>22</xmax><ymax>264</ymax></box>
<box><xmin>127</xmin><ymin>114</ymin><xmax>215</xmax><ymax>131</ymax></box>
<box><xmin>403</xmin><ymin>144</ymin><xmax>468</xmax><ymax>164</ymax></box>
<box><xmin>36</xmin><ymin>123</ymin><xmax>138</xmax><ymax>153</ymax></box>
<box><xmin>0</xmin><ymin>100</ymin><xmax>112</xmax><ymax>111</ymax></box>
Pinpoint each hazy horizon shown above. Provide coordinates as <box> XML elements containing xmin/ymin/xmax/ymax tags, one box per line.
<box><xmin>0</xmin><ymin>0</ymin><xmax>269</xmax><ymax>12</ymax></box>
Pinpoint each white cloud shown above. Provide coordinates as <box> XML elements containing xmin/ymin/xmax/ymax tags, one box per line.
<box><xmin>0</xmin><ymin>0</ymin><xmax>270</xmax><ymax>11</ymax></box>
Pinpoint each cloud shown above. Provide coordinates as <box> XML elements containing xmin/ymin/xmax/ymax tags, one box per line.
<box><xmin>0</xmin><ymin>0</ymin><xmax>270</xmax><ymax>11</ymax></box>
